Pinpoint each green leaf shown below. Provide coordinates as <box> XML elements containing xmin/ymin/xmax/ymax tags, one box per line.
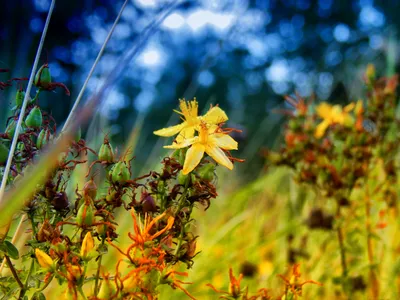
<box><xmin>4</xmin><ymin>241</ymin><xmax>19</xmax><ymax>259</ymax></box>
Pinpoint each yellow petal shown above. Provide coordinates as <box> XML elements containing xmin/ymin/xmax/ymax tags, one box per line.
<box><xmin>202</xmin><ymin>106</ymin><xmax>228</xmax><ymax>124</ymax></box>
<box><xmin>164</xmin><ymin>137</ymin><xmax>198</xmax><ymax>149</ymax></box>
<box><xmin>344</xmin><ymin>102</ymin><xmax>355</xmax><ymax>113</ymax></box>
<box><xmin>355</xmin><ymin>100</ymin><xmax>363</xmax><ymax>115</ymax></box>
<box><xmin>316</xmin><ymin>103</ymin><xmax>332</xmax><ymax>119</ymax></box>
<box><xmin>205</xmin><ymin>145</ymin><xmax>233</xmax><ymax>170</ymax></box>
<box><xmin>154</xmin><ymin>122</ymin><xmax>186</xmax><ymax>137</ymax></box>
<box><xmin>35</xmin><ymin>248</ymin><xmax>54</xmax><ymax>269</ymax></box>
<box><xmin>214</xmin><ymin>134</ymin><xmax>238</xmax><ymax>150</ymax></box>
<box><xmin>178</xmin><ymin>99</ymin><xmax>198</xmax><ymax>119</ymax></box>
<box><xmin>182</xmin><ymin>143</ymin><xmax>205</xmax><ymax>174</ymax></box>
<box><xmin>315</xmin><ymin>120</ymin><xmax>330</xmax><ymax>139</ymax></box>
<box><xmin>81</xmin><ymin>232</ymin><xmax>95</xmax><ymax>258</ymax></box>
<box><xmin>175</xmin><ymin>126</ymin><xmax>195</xmax><ymax>144</ymax></box>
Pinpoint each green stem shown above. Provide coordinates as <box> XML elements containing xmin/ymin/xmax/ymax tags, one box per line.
<box><xmin>4</xmin><ymin>255</ymin><xmax>23</xmax><ymax>289</ymax></box>
<box><xmin>94</xmin><ymin>239</ymin><xmax>105</xmax><ymax>296</ymax></box>
<box><xmin>18</xmin><ymin>259</ymin><xmax>35</xmax><ymax>299</ymax></box>
<box><xmin>336</xmin><ymin>205</ymin><xmax>348</xmax><ymax>278</ymax></box>
<box><xmin>78</xmin><ymin>286</ymin><xmax>88</xmax><ymax>300</ymax></box>
<box><xmin>34</xmin><ymin>273</ymin><xmax>54</xmax><ymax>293</ymax></box>
<box><xmin>174</xmin><ymin>188</ymin><xmax>189</xmax><ymax>216</ymax></box>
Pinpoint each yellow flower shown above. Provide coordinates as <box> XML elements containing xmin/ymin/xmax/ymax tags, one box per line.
<box><xmin>314</xmin><ymin>102</ymin><xmax>355</xmax><ymax>138</ymax></box>
<box><xmin>165</xmin><ymin>123</ymin><xmax>238</xmax><ymax>174</ymax></box>
<box><xmin>80</xmin><ymin>231</ymin><xmax>95</xmax><ymax>259</ymax></box>
<box><xmin>153</xmin><ymin>99</ymin><xmax>228</xmax><ymax>143</ymax></box>
<box><xmin>35</xmin><ymin>248</ymin><xmax>54</xmax><ymax>270</ymax></box>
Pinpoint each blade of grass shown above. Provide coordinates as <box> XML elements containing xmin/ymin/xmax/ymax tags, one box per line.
<box><xmin>61</xmin><ymin>0</ymin><xmax>129</xmax><ymax>133</ymax></box>
<box><xmin>0</xmin><ymin>0</ymin><xmax>56</xmax><ymax>204</ymax></box>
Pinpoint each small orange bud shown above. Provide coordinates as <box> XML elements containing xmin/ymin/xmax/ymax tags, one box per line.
<box><xmin>35</xmin><ymin>248</ymin><xmax>54</xmax><ymax>270</ymax></box>
<box><xmin>80</xmin><ymin>231</ymin><xmax>95</xmax><ymax>259</ymax></box>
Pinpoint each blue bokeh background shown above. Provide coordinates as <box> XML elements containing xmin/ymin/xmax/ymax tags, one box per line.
<box><xmin>0</xmin><ymin>0</ymin><xmax>398</xmax><ymax>174</ymax></box>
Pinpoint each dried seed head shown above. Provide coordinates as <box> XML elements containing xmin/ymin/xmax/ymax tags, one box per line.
<box><xmin>83</xmin><ymin>179</ymin><xmax>97</xmax><ymax>200</ymax></box>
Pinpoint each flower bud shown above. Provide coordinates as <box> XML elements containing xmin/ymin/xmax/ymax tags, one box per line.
<box><xmin>51</xmin><ymin>191</ymin><xmax>69</xmax><ymax>211</ymax></box>
<box><xmin>77</xmin><ymin>202</ymin><xmax>94</xmax><ymax>226</ymax></box>
<box><xmin>35</xmin><ymin>248</ymin><xmax>54</xmax><ymax>270</ymax></box>
<box><xmin>37</xmin><ymin>129</ymin><xmax>51</xmax><ymax>149</ymax></box>
<box><xmin>83</xmin><ymin>179</ymin><xmax>97</xmax><ymax>200</ymax></box>
<box><xmin>0</xmin><ymin>143</ymin><xmax>9</xmax><ymax>165</ymax></box>
<box><xmin>110</xmin><ymin>162</ymin><xmax>130</xmax><ymax>183</ymax></box>
<box><xmin>15</xmin><ymin>90</ymin><xmax>25</xmax><ymax>108</ymax></box>
<box><xmin>98</xmin><ymin>278</ymin><xmax>116</xmax><ymax>299</ymax></box>
<box><xmin>26</xmin><ymin>106</ymin><xmax>43</xmax><ymax>128</ymax></box>
<box><xmin>67</xmin><ymin>265</ymin><xmax>82</xmax><ymax>282</ymax></box>
<box><xmin>197</xmin><ymin>163</ymin><xmax>215</xmax><ymax>181</ymax></box>
<box><xmin>99</xmin><ymin>140</ymin><xmax>114</xmax><ymax>163</ymax></box>
<box><xmin>177</xmin><ymin>171</ymin><xmax>188</xmax><ymax>185</ymax></box>
<box><xmin>5</xmin><ymin>120</ymin><xmax>16</xmax><ymax>139</ymax></box>
<box><xmin>141</xmin><ymin>192</ymin><xmax>157</xmax><ymax>213</ymax></box>
<box><xmin>34</xmin><ymin>64</ymin><xmax>52</xmax><ymax>89</ymax></box>
<box><xmin>80</xmin><ymin>232</ymin><xmax>95</xmax><ymax>259</ymax></box>
<box><xmin>97</xmin><ymin>224</ymin><xmax>107</xmax><ymax>237</ymax></box>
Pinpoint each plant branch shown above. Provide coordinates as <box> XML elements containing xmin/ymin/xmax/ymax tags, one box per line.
<box><xmin>4</xmin><ymin>255</ymin><xmax>23</xmax><ymax>289</ymax></box>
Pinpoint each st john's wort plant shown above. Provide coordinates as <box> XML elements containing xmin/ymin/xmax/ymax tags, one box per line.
<box><xmin>266</xmin><ymin>65</ymin><xmax>400</xmax><ymax>299</ymax></box>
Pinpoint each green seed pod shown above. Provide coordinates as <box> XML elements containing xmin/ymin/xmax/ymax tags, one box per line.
<box><xmin>5</xmin><ymin>120</ymin><xmax>16</xmax><ymax>139</ymax></box>
<box><xmin>0</xmin><ymin>143</ymin><xmax>9</xmax><ymax>165</ymax></box>
<box><xmin>98</xmin><ymin>279</ymin><xmax>116</xmax><ymax>299</ymax></box>
<box><xmin>197</xmin><ymin>163</ymin><xmax>215</xmax><ymax>181</ymax></box>
<box><xmin>96</xmin><ymin>224</ymin><xmax>107</xmax><ymax>238</ymax></box>
<box><xmin>99</xmin><ymin>141</ymin><xmax>114</xmax><ymax>162</ymax></box>
<box><xmin>26</xmin><ymin>107</ymin><xmax>43</xmax><ymax>128</ymax></box>
<box><xmin>110</xmin><ymin>162</ymin><xmax>130</xmax><ymax>183</ymax></box>
<box><xmin>36</xmin><ymin>129</ymin><xmax>51</xmax><ymax>149</ymax></box>
<box><xmin>34</xmin><ymin>64</ymin><xmax>51</xmax><ymax>89</ymax></box>
<box><xmin>77</xmin><ymin>202</ymin><xmax>94</xmax><ymax>226</ymax></box>
<box><xmin>15</xmin><ymin>90</ymin><xmax>25</xmax><ymax>108</ymax></box>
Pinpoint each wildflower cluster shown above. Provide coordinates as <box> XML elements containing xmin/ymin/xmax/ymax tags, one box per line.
<box><xmin>266</xmin><ymin>65</ymin><xmax>400</xmax><ymax>298</ymax></box>
<box><xmin>0</xmin><ymin>65</ymin><xmax>242</xmax><ymax>299</ymax></box>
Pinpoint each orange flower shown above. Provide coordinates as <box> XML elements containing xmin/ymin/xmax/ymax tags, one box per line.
<box><xmin>278</xmin><ymin>264</ymin><xmax>322</xmax><ymax>299</ymax></box>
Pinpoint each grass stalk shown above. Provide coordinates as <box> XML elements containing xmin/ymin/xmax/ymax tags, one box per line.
<box><xmin>61</xmin><ymin>0</ymin><xmax>129</xmax><ymax>134</ymax></box>
<box><xmin>0</xmin><ymin>0</ymin><xmax>56</xmax><ymax>204</ymax></box>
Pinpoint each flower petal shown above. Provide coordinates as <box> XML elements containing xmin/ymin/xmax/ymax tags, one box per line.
<box><xmin>164</xmin><ymin>137</ymin><xmax>198</xmax><ymax>149</ymax></box>
<box><xmin>175</xmin><ymin>126</ymin><xmax>195</xmax><ymax>144</ymax></box>
<box><xmin>154</xmin><ymin>122</ymin><xmax>186</xmax><ymax>137</ymax></box>
<box><xmin>183</xmin><ymin>143</ymin><xmax>205</xmax><ymax>174</ymax></box>
<box><xmin>315</xmin><ymin>120</ymin><xmax>330</xmax><ymax>139</ymax></box>
<box><xmin>214</xmin><ymin>134</ymin><xmax>238</xmax><ymax>150</ymax></box>
<box><xmin>315</xmin><ymin>103</ymin><xmax>332</xmax><ymax>119</ymax></box>
<box><xmin>205</xmin><ymin>145</ymin><xmax>233</xmax><ymax>170</ymax></box>
<box><xmin>202</xmin><ymin>106</ymin><xmax>228</xmax><ymax>124</ymax></box>
<box><xmin>344</xmin><ymin>102</ymin><xmax>355</xmax><ymax>113</ymax></box>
